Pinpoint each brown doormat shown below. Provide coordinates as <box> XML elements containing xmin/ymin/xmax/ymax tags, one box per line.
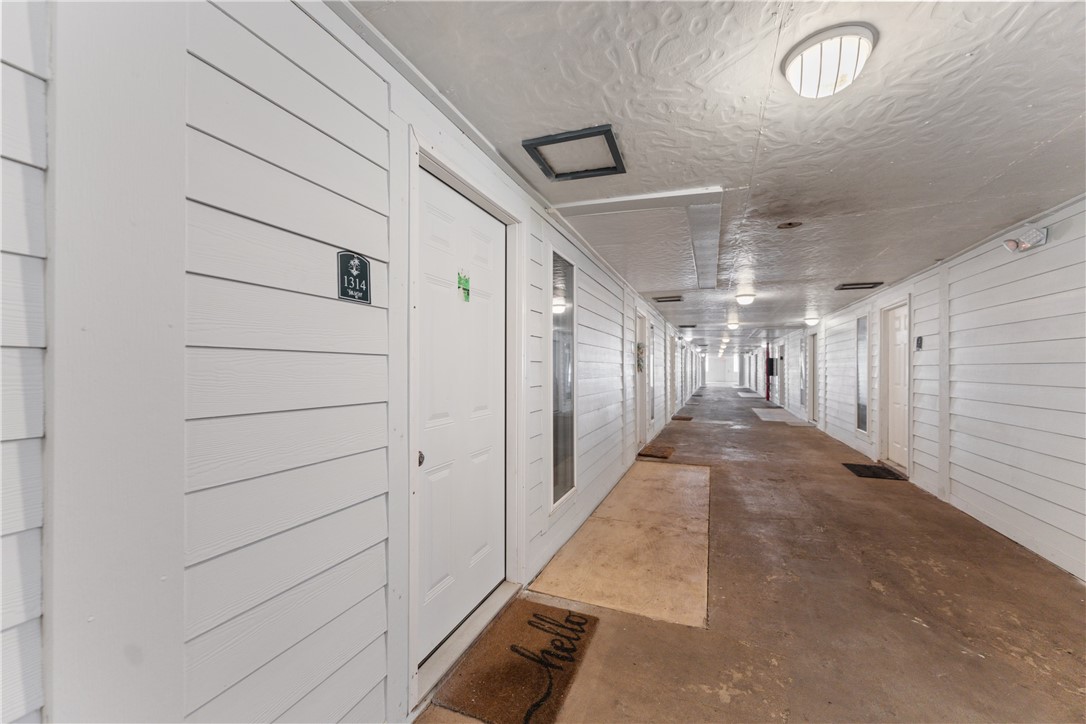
<box><xmin>637</xmin><ymin>444</ymin><xmax>674</xmax><ymax>459</ymax></box>
<box><xmin>432</xmin><ymin>597</ymin><xmax>599</xmax><ymax>724</ymax></box>
<box><xmin>671</xmin><ymin>415</ymin><xmax>693</xmax><ymax>421</ymax></box>
<box><xmin>842</xmin><ymin>463</ymin><xmax>908</xmax><ymax>480</ymax></box>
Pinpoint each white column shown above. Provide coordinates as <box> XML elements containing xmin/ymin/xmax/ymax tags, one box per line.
<box><xmin>46</xmin><ymin>3</ymin><xmax>187</xmax><ymax>719</ymax></box>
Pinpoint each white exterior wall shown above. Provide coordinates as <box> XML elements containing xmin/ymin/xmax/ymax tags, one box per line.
<box><xmin>528</xmin><ymin>224</ymin><xmax>671</xmax><ymax>575</ymax></box>
<box><xmin>2</xmin><ymin>4</ymin><xmax>48</xmax><ymax>722</ymax></box>
<box><xmin>29</xmin><ymin>2</ymin><xmax>695</xmax><ymax>720</ymax></box>
<box><xmin>782</xmin><ymin>336</ymin><xmax>805</xmax><ymax>417</ymax></box>
<box><xmin>182</xmin><ymin>3</ymin><xmax>391</xmax><ymax>721</ymax></box>
<box><xmin>783</xmin><ymin>200</ymin><xmax>1085</xmax><ymax>580</ymax></box>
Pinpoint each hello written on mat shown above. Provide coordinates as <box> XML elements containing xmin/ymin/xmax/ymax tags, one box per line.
<box><xmin>432</xmin><ymin>598</ymin><xmax>599</xmax><ymax>724</ymax></box>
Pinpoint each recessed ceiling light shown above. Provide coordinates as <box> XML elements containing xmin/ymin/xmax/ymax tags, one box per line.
<box><xmin>783</xmin><ymin>24</ymin><xmax>877</xmax><ymax>99</ymax></box>
<box><xmin>804</xmin><ymin>317</ymin><xmax>820</xmax><ymax>326</ymax></box>
<box><xmin>835</xmin><ymin>282</ymin><xmax>883</xmax><ymax>291</ymax></box>
<box><xmin>777</xmin><ymin>221</ymin><xmax>803</xmax><ymax>229</ymax></box>
<box><xmin>736</xmin><ymin>294</ymin><xmax>756</xmax><ymax>306</ymax></box>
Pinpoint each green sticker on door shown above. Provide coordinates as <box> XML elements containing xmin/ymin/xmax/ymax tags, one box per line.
<box><xmin>457</xmin><ymin>271</ymin><xmax>471</xmax><ymax>301</ymax></box>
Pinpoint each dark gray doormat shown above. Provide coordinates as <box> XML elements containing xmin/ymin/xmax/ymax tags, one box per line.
<box><xmin>432</xmin><ymin>597</ymin><xmax>598</xmax><ymax>724</ymax></box>
<box><xmin>671</xmin><ymin>415</ymin><xmax>693</xmax><ymax>421</ymax></box>
<box><xmin>638</xmin><ymin>444</ymin><xmax>675</xmax><ymax>459</ymax></box>
<box><xmin>843</xmin><ymin>463</ymin><xmax>907</xmax><ymax>480</ymax></box>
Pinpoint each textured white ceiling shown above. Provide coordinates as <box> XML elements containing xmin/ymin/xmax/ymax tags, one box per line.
<box><xmin>357</xmin><ymin>1</ymin><xmax>1086</xmax><ymax>337</ymax></box>
<box><xmin>570</xmin><ymin>207</ymin><xmax>698</xmax><ymax>291</ymax></box>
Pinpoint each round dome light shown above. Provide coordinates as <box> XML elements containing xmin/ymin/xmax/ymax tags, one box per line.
<box><xmin>727</xmin><ymin>323</ymin><xmax>739</xmax><ymax>330</ymax></box>
<box><xmin>805</xmin><ymin>317</ymin><xmax>820</xmax><ymax>327</ymax></box>
<box><xmin>783</xmin><ymin>24</ymin><xmax>877</xmax><ymax>99</ymax></box>
<box><xmin>736</xmin><ymin>294</ymin><xmax>756</xmax><ymax>306</ymax></box>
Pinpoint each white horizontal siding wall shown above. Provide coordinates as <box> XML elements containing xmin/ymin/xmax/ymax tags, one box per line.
<box><xmin>524</xmin><ymin>213</ymin><xmax>547</xmax><ymax>558</ymax></box>
<box><xmin>183</xmin><ymin>2</ymin><xmax>389</xmax><ymax>720</ymax></box>
<box><xmin>821</xmin><ymin>315</ymin><xmax>863</xmax><ymax>450</ymax></box>
<box><xmin>652</xmin><ymin>320</ymin><xmax>667</xmax><ymax>432</ymax></box>
<box><xmin>2</xmin><ymin>3</ymin><xmax>48</xmax><ymax>721</ymax></box>
<box><xmin>622</xmin><ymin>285</ymin><xmax>636</xmax><ymax>466</ymax></box>
<box><xmin>785</xmin><ymin>199</ymin><xmax>1085</xmax><ymax>580</ymax></box>
<box><xmin>783</xmin><ymin>334</ymin><xmax>805</xmax><ymax>418</ymax></box>
<box><xmin>527</xmin><ymin>221</ymin><xmax>631</xmax><ymax>576</ymax></box>
<box><xmin>910</xmin><ymin>270</ymin><xmax>943</xmax><ymax>498</ymax></box>
<box><xmin>945</xmin><ymin>204</ymin><xmax>1085</xmax><ymax>579</ymax></box>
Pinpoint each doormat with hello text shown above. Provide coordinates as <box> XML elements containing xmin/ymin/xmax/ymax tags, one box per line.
<box><xmin>432</xmin><ymin>597</ymin><xmax>598</xmax><ymax>724</ymax></box>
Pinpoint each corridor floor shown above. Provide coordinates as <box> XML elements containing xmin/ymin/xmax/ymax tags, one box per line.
<box><xmin>423</xmin><ymin>385</ymin><xmax>1086</xmax><ymax>722</ymax></box>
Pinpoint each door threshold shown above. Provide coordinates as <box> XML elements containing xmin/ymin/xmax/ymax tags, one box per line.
<box><xmin>880</xmin><ymin>459</ymin><xmax>908</xmax><ymax>477</ymax></box>
<box><xmin>413</xmin><ymin>579</ymin><xmax>520</xmax><ymax>710</ymax></box>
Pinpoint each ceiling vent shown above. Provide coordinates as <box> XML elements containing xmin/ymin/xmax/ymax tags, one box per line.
<box><xmin>678</xmin><ymin>324</ymin><xmax>697</xmax><ymax>329</ymax></box>
<box><xmin>835</xmin><ymin>282</ymin><xmax>884</xmax><ymax>291</ymax></box>
<box><xmin>652</xmin><ymin>295</ymin><xmax>684</xmax><ymax>303</ymax></box>
<box><xmin>522</xmin><ymin>124</ymin><xmax>625</xmax><ymax>182</ymax></box>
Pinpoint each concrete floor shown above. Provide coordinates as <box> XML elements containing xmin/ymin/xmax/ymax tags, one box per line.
<box><xmin>424</xmin><ymin>385</ymin><xmax>1086</xmax><ymax>723</ymax></box>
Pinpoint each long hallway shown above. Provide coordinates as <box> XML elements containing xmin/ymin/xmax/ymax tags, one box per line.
<box><xmin>425</xmin><ymin>384</ymin><xmax>1085</xmax><ymax>722</ymax></box>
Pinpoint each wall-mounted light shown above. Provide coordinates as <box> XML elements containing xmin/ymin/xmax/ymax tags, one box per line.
<box><xmin>1002</xmin><ymin>226</ymin><xmax>1048</xmax><ymax>253</ymax></box>
<box><xmin>783</xmin><ymin>24</ymin><xmax>877</xmax><ymax>99</ymax></box>
<box><xmin>736</xmin><ymin>294</ymin><xmax>756</xmax><ymax>306</ymax></box>
<box><xmin>552</xmin><ymin>297</ymin><xmax>569</xmax><ymax>314</ymax></box>
<box><xmin>804</xmin><ymin>317</ymin><xmax>820</xmax><ymax>327</ymax></box>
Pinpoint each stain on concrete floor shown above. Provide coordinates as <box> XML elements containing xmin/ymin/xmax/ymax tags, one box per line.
<box><xmin>425</xmin><ymin>385</ymin><xmax>1086</xmax><ymax>723</ymax></box>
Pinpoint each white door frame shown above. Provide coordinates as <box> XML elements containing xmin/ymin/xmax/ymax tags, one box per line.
<box><xmin>807</xmin><ymin>332</ymin><xmax>818</xmax><ymax>422</ymax></box>
<box><xmin>405</xmin><ymin>129</ymin><xmax>525</xmax><ymax>706</ymax></box>
<box><xmin>880</xmin><ymin>298</ymin><xmax>912</xmax><ymax>473</ymax></box>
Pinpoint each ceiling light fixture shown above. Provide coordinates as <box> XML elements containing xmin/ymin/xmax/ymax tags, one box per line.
<box><xmin>736</xmin><ymin>294</ymin><xmax>756</xmax><ymax>306</ymax></box>
<box><xmin>1002</xmin><ymin>226</ymin><xmax>1048</xmax><ymax>253</ymax></box>
<box><xmin>805</xmin><ymin>317</ymin><xmax>820</xmax><ymax>327</ymax></box>
<box><xmin>783</xmin><ymin>23</ymin><xmax>877</xmax><ymax>99</ymax></box>
<box><xmin>727</xmin><ymin>323</ymin><xmax>739</xmax><ymax>330</ymax></box>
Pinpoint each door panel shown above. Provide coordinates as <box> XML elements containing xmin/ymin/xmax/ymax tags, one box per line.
<box><xmin>888</xmin><ymin>305</ymin><xmax>910</xmax><ymax>468</ymax></box>
<box><xmin>418</xmin><ymin>170</ymin><xmax>506</xmax><ymax>659</ymax></box>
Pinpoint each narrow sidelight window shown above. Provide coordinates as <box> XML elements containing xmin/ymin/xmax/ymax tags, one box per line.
<box><xmin>649</xmin><ymin>325</ymin><xmax>655</xmax><ymax>421</ymax></box>
<box><xmin>856</xmin><ymin>316</ymin><xmax>869</xmax><ymax>432</ymax></box>
<box><xmin>552</xmin><ymin>253</ymin><xmax>575</xmax><ymax>504</ymax></box>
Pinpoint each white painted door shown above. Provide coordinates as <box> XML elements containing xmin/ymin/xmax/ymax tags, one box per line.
<box><xmin>418</xmin><ymin>170</ymin><xmax>506</xmax><ymax>659</ymax></box>
<box><xmin>887</xmin><ymin>304</ymin><xmax>910</xmax><ymax>468</ymax></box>
<box><xmin>808</xmin><ymin>335</ymin><xmax>818</xmax><ymax>422</ymax></box>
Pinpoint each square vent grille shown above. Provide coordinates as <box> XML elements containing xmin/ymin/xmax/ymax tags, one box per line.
<box><xmin>522</xmin><ymin>124</ymin><xmax>625</xmax><ymax>182</ymax></box>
